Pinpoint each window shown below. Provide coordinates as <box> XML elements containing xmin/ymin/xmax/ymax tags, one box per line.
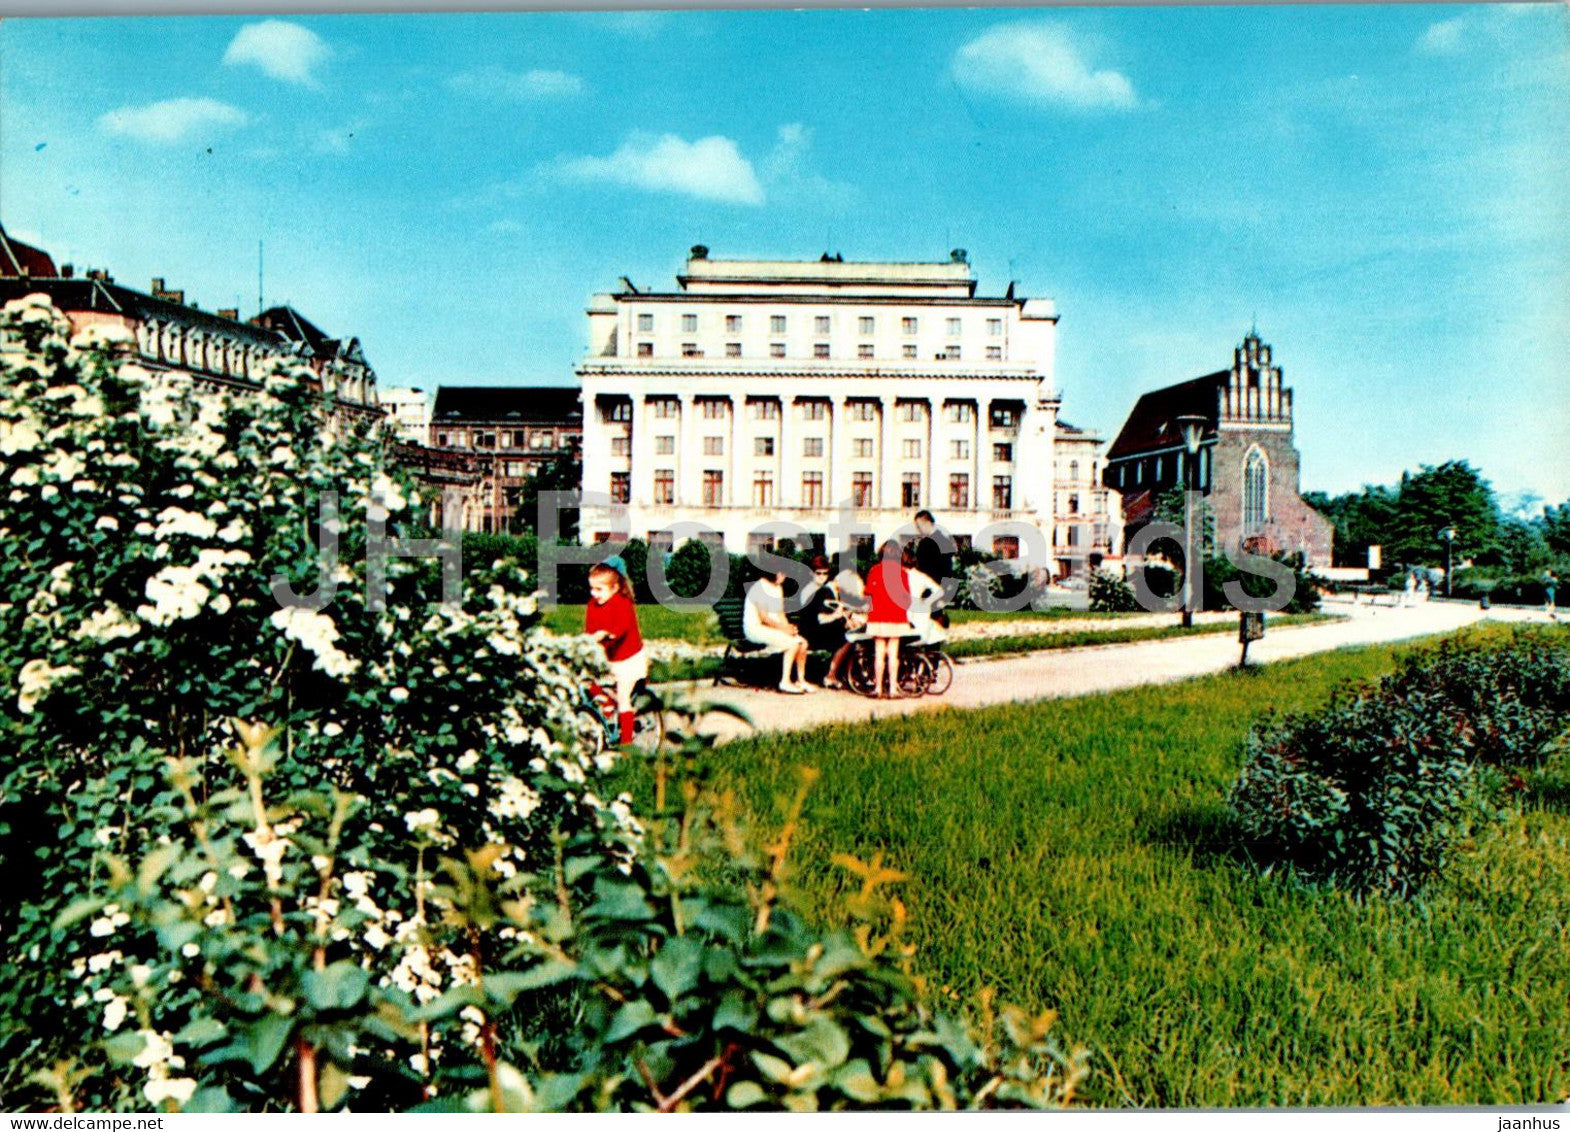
<box><xmin>1069</xmin><ymin>460</ymin><xmax>1080</xmax><ymax>481</ymax></box>
<box><xmin>899</xmin><ymin>402</ymin><xmax>923</xmax><ymax>422</ymax></box>
<box><xmin>637</xmin><ymin>313</ymin><xmax>654</xmax><ymax>332</ymax></box>
<box><xmin>946</xmin><ymin>317</ymin><xmax>962</xmax><ymax>336</ymax></box>
<box><xmin>701</xmin><ymin>399</ymin><xmax>727</xmax><ymax>420</ymax></box>
<box><xmin>901</xmin><ymin>473</ymin><xmax>921</xmax><ymax>508</ymax></box>
<box><xmin>902</xmin><ymin>344</ymin><xmax>918</xmax><ymax>359</ymax></box>
<box><xmin>648</xmin><ymin>530</ymin><xmax>674</xmax><ymax>554</ymax></box>
<box><xmin>726</xmin><ymin>342</ymin><xmax>742</xmax><ymax>358</ymax></box>
<box><xmin>852</xmin><ymin>472</ymin><xmax>873</xmax><ymax>508</ymax></box>
<box><xmin>610</xmin><ymin>472</ymin><xmax>630</xmax><ymax>503</ymax></box>
<box><xmin>858</xmin><ymin>343</ymin><xmax>874</xmax><ymax>359</ymax></box>
<box><xmin>948</xmin><ymin>402</ymin><xmax>974</xmax><ymax>424</ymax></box>
<box><xmin>802</xmin><ymin>471</ymin><xmax>824</xmax><ymax>508</ymax></box>
<box><xmin>993</xmin><ymin>443</ymin><xmax>1012</xmax><ymax>463</ymax></box>
<box><xmin>989</xmin><ymin>405</ymin><xmax>1018</xmax><ymax>429</ymax></box>
<box><xmin>755</xmin><ymin>436</ymin><xmax>775</xmax><ymax>457</ymax></box>
<box><xmin>681</xmin><ymin>313</ymin><xmax>698</xmax><ymax>332</ymax></box>
<box><xmin>987</xmin><ymin>318</ymin><xmax>1003</xmax><ymax>336</ymax></box>
<box><xmin>506</xmin><ymin>430</ymin><xmax>526</xmax><ymax>448</ymax></box>
<box><xmin>636</xmin><ymin>342</ymin><xmax>654</xmax><ymax>357</ymax></box>
<box><xmin>815</xmin><ymin>315</ymin><xmax>831</xmax><ymax>335</ymax></box>
<box><xmin>703</xmin><ymin>436</ymin><xmax>724</xmax><ymax>456</ymax></box>
<box><xmin>803</xmin><ymin>437</ymin><xmax>824</xmax><ymax>458</ymax></box>
<box><xmin>530</xmin><ymin>432</ymin><xmax>551</xmax><ymax>450</ymax></box>
<box><xmin>942</xmin><ymin>345</ymin><xmax>962</xmax><ymax>361</ymax></box>
<box><xmin>993</xmin><ymin>535</ymin><xmax>1020</xmax><ymax>560</ymax></box>
<box><xmin>770</xmin><ymin>315</ymin><xmax>787</xmax><ymax>334</ymax></box>
<box><xmin>858</xmin><ymin>316</ymin><xmax>875</xmax><ymax>335</ymax></box>
<box><xmin>1243</xmin><ymin>447</ymin><xmax>1269</xmax><ymax>530</ymax></box>
<box><xmin>986</xmin><ymin>346</ymin><xmax>1002</xmax><ymax>361</ymax></box>
<box><xmin>1068</xmin><ymin>493</ymin><xmax>1080</xmax><ymax>514</ymax></box>
<box><xmin>1155</xmin><ymin>455</ymin><xmax>1165</xmax><ymax>481</ymax></box>
<box><xmin>852</xmin><ymin>438</ymin><xmax>874</xmax><ymax>459</ymax></box>
<box><xmin>608</xmin><ymin>402</ymin><xmax>632</xmax><ymax>423</ymax></box>
<box><xmin>814</xmin><ymin>342</ymin><xmax>831</xmax><ymax>359</ymax></box>
<box><xmin>770</xmin><ymin>342</ymin><xmax>787</xmax><ymax>358</ymax></box>
<box><xmin>653</xmin><ymin>470</ymin><xmax>675</xmax><ymax>505</ymax></box>
<box><xmin>681</xmin><ymin>342</ymin><xmax>700</xmax><ymax>357</ymax></box>
<box><xmin>992</xmin><ymin>476</ymin><xmax>1012</xmax><ymax>511</ymax></box>
<box><xmin>951</xmin><ymin>439</ymin><xmax>970</xmax><ymax>460</ymax></box>
<box><xmin>702</xmin><ymin>470</ymin><xmax>724</xmax><ymax>507</ymax></box>
<box><xmin>725</xmin><ymin>314</ymin><xmax>742</xmax><ymax>332</ymax></box>
<box><xmin>753</xmin><ymin>473</ymin><xmax>774</xmax><ymax>508</ymax></box>
<box><xmin>436</xmin><ymin>432</ymin><xmax>448</xmax><ymax>446</ymax></box>
<box><xmin>851</xmin><ymin>400</ymin><xmax>877</xmax><ymax>421</ymax></box>
<box><xmin>655</xmin><ymin>435</ymin><xmax>675</xmax><ymax>455</ymax></box>
<box><xmin>901</xmin><ymin>317</ymin><xmax>918</xmax><ymax>334</ymax></box>
<box><xmin>949</xmin><ymin>473</ymin><xmax>970</xmax><ymax>509</ymax></box>
<box><xmin>747</xmin><ymin>532</ymin><xmax>775</xmax><ymax>555</ymax></box>
<box><xmin>611</xmin><ymin>436</ymin><xmax>631</xmax><ymax>456</ymax></box>
<box><xmin>651</xmin><ymin>398</ymin><xmax>678</xmax><ymax>419</ymax></box>
<box><xmin>476</xmin><ymin>432</ymin><xmax>496</xmax><ymax>448</ymax></box>
<box><xmin>801</xmin><ymin>400</ymin><xmax>827</xmax><ymax>421</ymax></box>
<box><xmin>752</xmin><ymin>399</ymin><xmax>780</xmax><ymax>420</ymax></box>
<box><xmin>902</xmin><ymin>438</ymin><xmax>922</xmax><ymax>460</ymax></box>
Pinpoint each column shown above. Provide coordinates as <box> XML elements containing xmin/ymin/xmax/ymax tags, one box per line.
<box><xmin>728</xmin><ymin>394</ymin><xmax>742</xmax><ymax>509</ymax></box>
<box><xmin>878</xmin><ymin>395</ymin><xmax>896</xmax><ymax>513</ymax></box>
<box><xmin>779</xmin><ymin>395</ymin><xmax>797</xmax><ymax>511</ymax></box>
<box><xmin>830</xmin><ymin>396</ymin><xmax>852</xmax><ymax>510</ymax></box>
<box><xmin>628</xmin><ymin>394</ymin><xmax>650</xmax><ymax>508</ymax></box>
<box><xmin>925</xmin><ymin>396</ymin><xmax>937</xmax><ymax>512</ymax></box>
<box><xmin>677</xmin><ymin>393</ymin><xmax>697</xmax><ymax>507</ymax></box>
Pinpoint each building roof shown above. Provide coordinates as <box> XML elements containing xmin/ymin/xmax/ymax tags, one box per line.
<box><xmin>253</xmin><ymin>305</ymin><xmax>368</xmax><ymax>366</ymax></box>
<box><xmin>0</xmin><ymin>277</ymin><xmax>283</xmax><ymax>350</ymax></box>
<box><xmin>431</xmin><ymin>385</ymin><xmax>583</xmax><ymax>425</ymax></box>
<box><xmin>1106</xmin><ymin>372</ymin><xmax>1228</xmax><ymax>460</ymax></box>
<box><xmin>0</xmin><ymin>224</ymin><xmax>57</xmax><ymax>278</ymax></box>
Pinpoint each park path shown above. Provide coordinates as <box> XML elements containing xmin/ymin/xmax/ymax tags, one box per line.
<box><xmin>663</xmin><ymin>601</ymin><xmax>1553</xmax><ymax>744</ymax></box>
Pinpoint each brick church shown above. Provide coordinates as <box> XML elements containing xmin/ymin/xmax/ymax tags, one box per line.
<box><xmin>1104</xmin><ymin>332</ymin><xmax>1334</xmax><ymax>568</ymax></box>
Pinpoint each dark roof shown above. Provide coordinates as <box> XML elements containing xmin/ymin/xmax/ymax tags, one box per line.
<box><xmin>0</xmin><ymin>278</ymin><xmax>283</xmax><ymax>350</ymax></box>
<box><xmin>1106</xmin><ymin>371</ymin><xmax>1228</xmax><ymax>460</ymax></box>
<box><xmin>254</xmin><ymin>306</ymin><xmax>329</xmax><ymax>351</ymax></box>
<box><xmin>432</xmin><ymin>385</ymin><xmax>583</xmax><ymax>425</ymax></box>
<box><xmin>0</xmin><ymin>224</ymin><xmax>57</xmax><ymax>278</ymax></box>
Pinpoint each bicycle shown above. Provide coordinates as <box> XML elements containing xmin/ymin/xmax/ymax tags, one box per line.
<box><xmin>576</xmin><ymin>677</ymin><xmax>666</xmax><ymax>755</ymax></box>
<box><xmin>844</xmin><ymin>632</ymin><xmax>934</xmax><ymax>697</ymax></box>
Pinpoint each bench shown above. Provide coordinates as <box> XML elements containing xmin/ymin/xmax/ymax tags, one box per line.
<box><xmin>714</xmin><ymin>595</ymin><xmax>774</xmax><ymax>687</ymax></box>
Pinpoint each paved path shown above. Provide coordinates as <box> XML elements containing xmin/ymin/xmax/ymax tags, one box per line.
<box><xmin>664</xmin><ymin>601</ymin><xmax>1555</xmax><ymax>744</ymax></box>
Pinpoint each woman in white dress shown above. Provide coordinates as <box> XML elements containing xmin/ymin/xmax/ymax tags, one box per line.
<box><xmin>743</xmin><ymin>565</ymin><xmax>814</xmax><ymax>694</ymax></box>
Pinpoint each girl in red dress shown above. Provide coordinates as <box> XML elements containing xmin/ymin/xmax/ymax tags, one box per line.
<box><xmin>863</xmin><ymin>540</ymin><xmax>913</xmax><ymax>698</ymax></box>
<box><xmin>585</xmin><ymin>562</ymin><xmax>646</xmax><ymax>745</ymax></box>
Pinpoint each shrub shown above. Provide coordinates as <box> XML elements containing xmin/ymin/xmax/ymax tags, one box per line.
<box><xmin>1201</xmin><ymin>553</ymin><xmax>1322</xmax><ymax>615</ymax></box>
<box><xmin>1088</xmin><ymin>570</ymin><xmax>1140</xmax><ymax>613</ymax></box>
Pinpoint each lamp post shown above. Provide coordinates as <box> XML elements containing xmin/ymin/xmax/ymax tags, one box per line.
<box><xmin>1175</xmin><ymin>414</ymin><xmax>1206</xmax><ymax>628</ymax></box>
<box><xmin>1438</xmin><ymin>525</ymin><xmax>1457</xmax><ymax>598</ymax></box>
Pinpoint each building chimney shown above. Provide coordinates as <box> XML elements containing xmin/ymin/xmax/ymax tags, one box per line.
<box><xmin>217</xmin><ymin>307</ymin><xmax>239</xmax><ymax>321</ymax></box>
<box><xmin>60</xmin><ymin>264</ymin><xmax>74</xmax><ymax>279</ymax></box>
<box><xmin>151</xmin><ymin>277</ymin><xmax>165</xmax><ymax>293</ymax></box>
<box><xmin>689</xmin><ymin>244</ymin><xmax>709</xmax><ymax>260</ymax></box>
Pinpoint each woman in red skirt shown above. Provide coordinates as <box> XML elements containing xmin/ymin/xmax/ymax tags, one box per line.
<box><xmin>863</xmin><ymin>540</ymin><xmax>913</xmax><ymax>698</ymax></box>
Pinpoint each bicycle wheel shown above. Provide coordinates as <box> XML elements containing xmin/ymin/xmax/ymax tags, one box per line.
<box><xmin>577</xmin><ymin>709</ymin><xmax>608</xmax><ymax>757</ymax></box>
<box><xmin>628</xmin><ymin>685</ymin><xmax>667</xmax><ymax>754</ymax></box>
<box><xmin>925</xmin><ymin>651</ymin><xmax>954</xmax><ymax>696</ymax></box>
<box><xmin>846</xmin><ymin>640</ymin><xmax>878</xmax><ymax>696</ymax></box>
<box><xmin>897</xmin><ymin>648</ymin><xmax>934</xmax><ymax>696</ymax></box>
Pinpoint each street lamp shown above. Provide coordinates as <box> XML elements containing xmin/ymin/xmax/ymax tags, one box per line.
<box><xmin>1438</xmin><ymin>525</ymin><xmax>1457</xmax><ymax>598</ymax></box>
<box><xmin>1175</xmin><ymin>414</ymin><xmax>1206</xmax><ymax>628</ymax></box>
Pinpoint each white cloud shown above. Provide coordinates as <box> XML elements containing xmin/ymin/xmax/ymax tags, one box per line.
<box><xmin>223</xmin><ymin>21</ymin><xmax>330</xmax><ymax>86</ymax></box>
<box><xmin>556</xmin><ymin>133</ymin><xmax>764</xmax><ymax>206</ymax></box>
<box><xmin>953</xmin><ymin>21</ymin><xmax>1138</xmax><ymax>112</ymax></box>
<box><xmin>761</xmin><ymin>123</ymin><xmax>855</xmax><ymax>208</ymax></box>
<box><xmin>1416</xmin><ymin>18</ymin><xmax>1466</xmax><ymax>56</ymax></box>
<box><xmin>447</xmin><ymin>66</ymin><xmax>584</xmax><ymax>101</ymax></box>
<box><xmin>97</xmin><ymin>98</ymin><xmax>248</xmax><ymax>144</ymax></box>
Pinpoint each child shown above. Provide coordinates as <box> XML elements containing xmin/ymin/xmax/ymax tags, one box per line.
<box><xmin>585</xmin><ymin>561</ymin><xmax>646</xmax><ymax>745</ymax></box>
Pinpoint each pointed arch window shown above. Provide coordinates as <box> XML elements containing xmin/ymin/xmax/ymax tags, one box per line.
<box><xmin>1242</xmin><ymin>447</ymin><xmax>1268</xmax><ymax>531</ymax></box>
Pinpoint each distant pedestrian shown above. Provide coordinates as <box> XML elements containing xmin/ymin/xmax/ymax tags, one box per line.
<box><xmin>1401</xmin><ymin>572</ymin><xmax>1415</xmax><ymax>608</ymax></box>
<box><xmin>1545</xmin><ymin>570</ymin><xmax>1559</xmax><ymax>618</ymax></box>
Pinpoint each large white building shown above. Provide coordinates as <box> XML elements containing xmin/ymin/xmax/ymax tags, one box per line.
<box><xmin>577</xmin><ymin>247</ymin><xmax>1071</xmax><ymax>563</ymax></box>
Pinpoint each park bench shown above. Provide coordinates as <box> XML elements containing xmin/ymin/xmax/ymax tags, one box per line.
<box><xmin>713</xmin><ymin>595</ymin><xmax>773</xmax><ymax>687</ymax></box>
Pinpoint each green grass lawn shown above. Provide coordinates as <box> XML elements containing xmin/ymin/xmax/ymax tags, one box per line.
<box><xmin>542</xmin><ymin>603</ymin><xmax>721</xmax><ymax>646</ymax></box>
<box><xmin>619</xmin><ymin>625</ymin><xmax>1570</xmax><ymax>1107</ymax></box>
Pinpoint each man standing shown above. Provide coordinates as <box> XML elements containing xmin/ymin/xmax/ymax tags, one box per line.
<box><xmin>912</xmin><ymin>509</ymin><xmax>954</xmax><ymax>603</ymax></box>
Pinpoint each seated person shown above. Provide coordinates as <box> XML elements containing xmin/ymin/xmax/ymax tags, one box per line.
<box><xmin>743</xmin><ymin>564</ymin><xmax>814</xmax><ymax>695</ymax></box>
<box><xmin>797</xmin><ymin>555</ymin><xmax>862</xmax><ymax>689</ymax></box>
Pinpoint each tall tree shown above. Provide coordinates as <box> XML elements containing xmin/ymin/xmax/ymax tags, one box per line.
<box><xmin>1388</xmin><ymin>460</ymin><xmax>1500</xmax><ymax>567</ymax></box>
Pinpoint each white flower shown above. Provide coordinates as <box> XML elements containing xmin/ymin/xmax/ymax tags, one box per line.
<box><xmin>131</xmin><ymin>1030</ymin><xmax>176</xmax><ymax>1069</ymax></box>
<box><xmin>17</xmin><ymin>658</ymin><xmax>80</xmax><ymax>714</ymax></box>
<box><xmin>76</xmin><ymin>603</ymin><xmax>141</xmax><ymax>644</ymax></box>
<box><xmin>269</xmin><ymin>606</ymin><xmax>359</xmax><ymax>678</ymax></box>
<box><xmin>138</xmin><ymin>566</ymin><xmax>210</xmax><ymax>626</ymax></box>
<box><xmin>144</xmin><ymin>1076</ymin><xmax>197</xmax><ymax>1106</ymax></box>
<box><xmin>154</xmin><ymin>506</ymin><xmax>218</xmax><ymax>541</ymax></box>
<box><xmin>404</xmin><ymin>809</ymin><xmax>440</xmax><ymax>833</ymax></box>
<box><xmin>389</xmin><ymin>686</ymin><xmax>409</xmax><ymax>703</ymax></box>
<box><xmin>95</xmin><ymin>515</ymin><xmax>120</xmax><ymax>532</ymax></box>
<box><xmin>489</xmin><ymin>777</ymin><xmax>541</xmax><ymax>821</ymax></box>
<box><xmin>102</xmin><ymin>996</ymin><xmax>129</xmax><ymax>1032</ymax></box>
<box><xmin>0</xmin><ymin>417</ymin><xmax>42</xmax><ymax>455</ymax></box>
<box><xmin>456</xmin><ymin>749</ymin><xmax>480</xmax><ymax>772</ymax></box>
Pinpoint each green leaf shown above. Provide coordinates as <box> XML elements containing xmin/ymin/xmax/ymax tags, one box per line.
<box><xmin>247</xmin><ymin>1014</ymin><xmax>294</xmax><ymax>1074</ymax></box>
<box><xmin>712</xmin><ymin>990</ymin><xmax>758</xmax><ymax>1034</ymax></box>
<box><xmin>52</xmin><ymin>896</ymin><xmax>105</xmax><ymax>930</ymax></box>
<box><xmin>318</xmin><ymin>1060</ymin><xmax>351</xmax><ymax>1111</ymax></box>
<box><xmin>727</xmin><ymin>1080</ymin><xmax>768</xmax><ymax>1109</ymax></box>
<box><xmin>104</xmin><ymin>1030</ymin><xmax>149</xmax><ymax>1066</ymax></box>
<box><xmin>832</xmin><ymin>1060</ymin><xmax>882</xmax><ymax>1103</ymax></box>
<box><xmin>603</xmin><ymin>999</ymin><xmax>657</xmax><ymax>1043</ymax></box>
<box><xmin>182</xmin><ymin>1087</ymin><xmax>236</xmax><ymax>1113</ymax></box>
<box><xmin>173</xmin><ymin>1017</ymin><xmax>229</xmax><ymax>1047</ymax></box>
<box><xmin>302</xmin><ymin>961</ymin><xmax>370</xmax><ymax>1012</ymax></box>
<box><xmin>751</xmin><ymin>1052</ymin><xmax>795</xmax><ymax>1085</ymax></box>
<box><xmin>650</xmin><ymin>936</ymin><xmax>704</xmax><ymax>1004</ymax></box>
<box><xmin>484</xmin><ymin>960</ymin><xmax>577</xmax><ymax>1005</ymax></box>
<box><xmin>584</xmin><ymin>878</ymin><xmax>656</xmax><ymax>922</ymax></box>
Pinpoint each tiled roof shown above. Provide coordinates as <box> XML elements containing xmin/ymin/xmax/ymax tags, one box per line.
<box><xmin>431</xmin><ymin>385</ymin><xmax>583</xmax><ymax>424</ymax></box>
<box><xmin>1106</xmin><ymin>372</ymin><xmax>1228</xmax><ymax>460</ymax></box>
<box><xmin>0</xmin><ymin>224</ymin><xmax>58</xmax><ymax>278</ymax></box>
<box><xmin>0</xmin><ymin>278</ymin><xmax>284</xmax><ymax>350</ymax></box>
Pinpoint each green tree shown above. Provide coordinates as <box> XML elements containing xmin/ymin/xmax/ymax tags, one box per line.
<box><xmin>514</xmin><ymin>440</ymin><xmax>583</xmax><ymax>539</ymax></box>
<box><xmin>1388</xmin><ymin>461</ymin><xmax>1500</xmax><ymax>568</ymax></box>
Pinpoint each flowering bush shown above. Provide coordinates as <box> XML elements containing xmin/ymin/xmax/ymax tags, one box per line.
<box><xmin>2</xmin><ymin>297</ymin><xmax>1086</xmax><ymax>1112</ymax></box>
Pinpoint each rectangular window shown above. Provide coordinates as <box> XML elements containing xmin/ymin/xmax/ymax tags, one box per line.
<box><xmin>858</xmin><ymin>343</ymin><xmax>874</xmax><ymax>359</ymax></box>
<box><xmin>681</xmin><ymin>313</ymin><xmax>698</xmax><ymax>332</ymax></box>
<box><xmin>610</xmin><ymin>472</ymin><xmax>630</xmax><ymax>504</ymax></box>
<box><xmin>655</xmin><ymin>435</ymin><xmax>675</xmax><ymax>455</ymax></box>
<box><xmin>746</xmin><ymin>531</ymin><xmax>775</xmax><ymax>555</ymax></box>
<box><xmin>853</xmin><ymin>438</ymin><xmax>874</xmax><ymax>458</ymax></box>
<box><xmin>902</xmin><ymin>316</ymin><xmax>918</xmax><ymax>334</ymax></box>
<box><xmin>858</xmin><ymin>316</ymin><xmax>875</xmax><ymax>335</ymax></box>
<box><xmin>987</xmin><ymin>318</ymin><xmax>1003</xmax><ymax>336</ymax></box>
<box><xmin>436</xmin><ymin>432</ymin><xmax>448</xmax><ymax>446</ymax></box>
<box><xmin>637</xmin><ymin>313</ymin><xmax>654</xmax><ymax>332</ymax></box>
<box><xmin>750</xmin><ymin>399</ymin><xmax>778</xmax><ymax>420</ymax></box>
<box><xmin>993</xmin><ymin>443</ymin><xmax>1013</xmax><ymax>463</ymax></box>
<box><xmin>946</xmin><ymin>317</ymin><xmax>962</xmax><ymax>336</ymax></box>
<box><xmin>814</xmin><ymin>315</ymin><xmax>831</xmax><ymax>335</ymax></box>
<box><xmin>681</xmin><ymin>342</ymin><xmax>700</xmax><ymax>357</ymax></box>
<box><xmin>770</xmin><ymin>314</ymin><xmax>787</xmax><ymax>334</ymax></box>
<box><xmin>801</xmin><ymin>400</ymin><xmax>827</xmax><ymax>421</ymax></box>
<box><xmin>608</xmin><ymin>403</ymin><xmax>631</xmax><ymax>423</ymax></box>
<box><xmin>851</xmin><ymin>401</ymin><xmax>876</xmax><ymax>421</ymax></box>
<box><xmin>636</xmin><ymin>342</ymin><xmax>654</xmax><ymax>357</ymax></box>
<box><xmin>986</xmin><ymin>346</ymin><xmax>1002</xmax><ymax>361</ymax></box>
<box><xmin>802</xmin><ymin>471</ymin><xmax>824</xmax><ymax>508</ymax></box>
<box><xmin>902</xmin><ymin>344</ymin><xmax>917</xmax><ymax>359</ymax></box>
<box><xmin>951</xmin><ymin>439</ymin><xmax>970</xmax><ymax>459</ymax></box>
<box><xmin>814</xmin><ymin>342</ymin><xmax>831</xmax><ymax>359</ymax></box>
<box><xmin>993</xmin><ymin>535</ymin><xmax>1020</xmax><ymax>560</ymax></box>
<box><xmin>770</xmin><ymin>342</ymin><xmax>786</xmax><ymax>358</ymax></box>
<box><xmin>852</xmin><ymin>472</ymin><xmax>873</xmax><ymax>508</ymax></box>
<box><xmin>1068</xmin><ymin>493</ymin><xmax>1081</xmax><ymax>514</ymax></box>
<box><xmin>648</xmin><ymin>529</ymin><xmax>673</xmax><ymax>554</ymax></box>
<box><xmin>753</xmin><ymin>473</ymin><xmax>774</xmax><ymax>508</ymax></box>
<box><xmin>651</xmin><ymin>398</ymin><xmax>678</xmax><ymax>419</ymax></box>
<box><xmin>803</xmin><ymin>437</ymin><xmax>824</xmax><ymax>458</ymax></box>
<box><xmin>899</xmin><ymin>402</ymin><xmax>922</xmax><ymax>422</ymax></box>
<box><xmin>702</xmin><ymin>470</ymin><xmax>724</xmax><ymax>507</ymax></box>
<box><xmin>653</xmin><ymin>470</ymin><xmax>674</xmax><ymax>505</ymax></box>
<box><xmin>529</xmin><ymin>432</ymin><xmax>550</xmax><ymax>450</ymax></box>
<box><xmin>992</xmin><ymin>476</ymin><xmax>1012</xmax><ymax>511</ymax></box>
<box><xmin>725</xmin><ymin>314</ymin><xmax>742</xmax><ymax>332</ymax></box>
<box><xmin>726</xmin><ymin>341</ymin><xmax>742</xmax><ymax>358</ymax></box>
<box><xmin>703</xmin><ymin>436</ymin><xmax>724</xmax><ymax>456</ymax></box>
<box><xmin>948</xmin><ymin>402</ymin><xmax>974</xmax><ymax>424</ymax></box>
<box><xmin>902</xmin><ymin>438</ymin><xmax>922</xmax><ymax>460</ymax></box>
<box><xmin>901</xmin><ymin>472</ymin><xmax>922</xmax><ymax>509</ymax></box>
<box><xmin>475</xmin><ymin>432</ymin><xmax>496</xmax><ymax>448</ymax></box>
<box><xmin>990</xmin><ymin>405</ymin><xmax>1018</xmax><ymax>429</ymax></box>
<box><xmin>611</xmin><ymin>436</ymin><xmax>631</xmax><ymax>456</ymax></box>
<box><xmin>755</xmin><ymin>436</ymin><xmax>775</xmax><ymax>457</ymax></box>
<box><xmin>701</xmin><ymin>399</ymin><xmax>727</xmax><ymax>420</ymax></box>
<box><xmin>949</xmin><ymin>474</ymin><xmax>970</xmax><ymax>509</ymax></box>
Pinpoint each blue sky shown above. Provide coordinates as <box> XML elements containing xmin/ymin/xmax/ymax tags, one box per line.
<box><xmin>3</xmin><ymin>5</ymin><xmax>1566</xmax><ymax>505</ymax></box>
